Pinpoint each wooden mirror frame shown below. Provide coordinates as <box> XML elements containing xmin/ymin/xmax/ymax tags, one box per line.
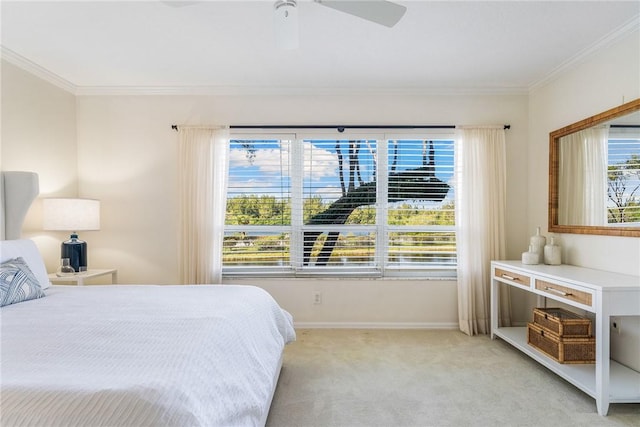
<box><xmin>549</xmin><ymin>98</ymin><xmax>640</xmax><ymax>237</ymax></box>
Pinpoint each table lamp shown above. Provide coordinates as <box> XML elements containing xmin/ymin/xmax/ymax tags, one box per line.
<box><xmin>43</xmin><ymin>198</ymin><xmax>100</xmax><ymax>273</ymax></box>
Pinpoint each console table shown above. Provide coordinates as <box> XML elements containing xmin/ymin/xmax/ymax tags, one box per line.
<box><xmin>490</xmin><ymin>261</ymin><xmax>640</xmax><ymax>416</ymax></box>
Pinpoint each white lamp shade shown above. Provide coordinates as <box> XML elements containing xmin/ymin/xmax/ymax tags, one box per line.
<box><xmin>43</xmin><ymin>198</ymin><xmax>100</xmax><ymax>231</ymax></box>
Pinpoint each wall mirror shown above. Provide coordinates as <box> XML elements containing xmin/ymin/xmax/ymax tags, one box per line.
<box><xmin>549</xmin><ymin>98</ymin><xmax>640</xmax><ymax>237</ymax></box>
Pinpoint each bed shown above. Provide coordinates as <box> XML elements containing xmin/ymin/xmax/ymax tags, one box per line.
<box><xmin>0</xmin><ymin>172</ymin><xmax>296</xmax><ymax>427</ymax></box>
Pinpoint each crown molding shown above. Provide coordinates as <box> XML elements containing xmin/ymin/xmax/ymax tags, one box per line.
<box><xmin>74</xmin><ymin>84</ymin><xmax>528</xmax><ymax>97</ymax></box>
<box><xmin>529</xmin><ymin>14</ymin><xmax>640</xmax><ymax>93</ymax></box>
<box><xmin>1</xmin><ymin>46</ymin><xmax>77</xmax><ymax>94</ymax></box>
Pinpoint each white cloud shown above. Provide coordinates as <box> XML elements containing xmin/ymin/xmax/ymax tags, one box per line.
<box><xmin>229</xmin><ymin>145</ymin><xmax>290</xmax><ymax>175</ymax></box>
<box><xmin>227</xmin><ymin>179</ymin><xmax>282</xmax><ymax>190</ymax></box>
<box><xmin>230</xmin><ymin>140</ymin><xmax>339</xmax><ymax>180</ymax></box>
<box><xmin>303</xmin><ymin>141</ymin><xmax>338</xmax><ymax>178</ymax></box>
<box><xmin>305</xmin><ymin>184</ymin><xmax>343</xmax><ymax>202</ymax></box>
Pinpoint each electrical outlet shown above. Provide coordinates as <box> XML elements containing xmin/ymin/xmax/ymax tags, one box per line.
<box><xmin>610</xmin><ymin>317</ymin><xmax>621</xmax><ymax>335</ymax></box>
<box><xmin>313</xmin><ymin>291</ymin><xmax>322</xmax><ymax>305</ymax></box>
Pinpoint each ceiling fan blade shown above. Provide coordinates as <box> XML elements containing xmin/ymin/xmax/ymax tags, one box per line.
<box><xmin>315</xmin><ymin>0</ymin><xmax>406</xmax><ymax>28</ymax></box>
<box><xmin>161</xmin><ymin>1</ymin><xmax>202</xmax><ymax>7</ymax></box>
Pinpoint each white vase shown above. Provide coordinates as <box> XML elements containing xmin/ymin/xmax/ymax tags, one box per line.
<box><xmin>522</xmin><ymin>245</ymin><xmax>540</xmax><ymax>265</ymax></box>
<box><xmin>530</xmin><ymin>227</ymin><xmax>546</xmax><ymax>260</ymax></box>
<box><xmin>544</xmin><ymin>237</ymin><xmax>562</xmax><ymax>265</ymax></box>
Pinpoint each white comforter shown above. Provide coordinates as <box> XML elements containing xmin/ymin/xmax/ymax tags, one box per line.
<box><xmin>0</xmin><ymin>285</ymin><xmax>295</xmax><ymax>427</ymax></box>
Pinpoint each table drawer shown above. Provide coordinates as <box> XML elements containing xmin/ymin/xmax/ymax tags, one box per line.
<box><xmin>495</xmin><ymin>267</ymin><xmax>530</xmax><ymax>288</ymax></box>
<box><xmin>535</xmin><ymin>279</ymin><xmax>593</xmax><ymax>308</ymax></box>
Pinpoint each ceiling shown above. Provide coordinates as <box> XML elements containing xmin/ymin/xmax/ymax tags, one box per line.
<box><xmin>1</xmin><ymin>1</ymin><xmax>638</xmax><ymax>94</ymax></box>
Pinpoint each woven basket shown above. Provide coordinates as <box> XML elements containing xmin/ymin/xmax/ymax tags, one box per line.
<box><xmin>533</xmin><ymin>307</ymin><xmax>592</xmax><ymax>337</ymax></box>
<box><xmin>527</xmin><ymin>322</ymin><xmax>595</xmax><ymax>364</ymax></box>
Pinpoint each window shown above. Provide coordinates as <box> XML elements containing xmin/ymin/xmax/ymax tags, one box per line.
<box><xmin>224</xmin><ymin>131</ymin><xmax>455</xmax><ymax>277</ymax></box>
<box><xmin>607</xmin><ymin>127</ymin><xmax>640</xmax><ymax>225</ymax></box>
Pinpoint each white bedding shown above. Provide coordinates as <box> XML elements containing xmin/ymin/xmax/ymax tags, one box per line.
<box><xmin>0</xmin><ymin>284</ymin><xmax>296</xmax><ymax>427</ymax></box>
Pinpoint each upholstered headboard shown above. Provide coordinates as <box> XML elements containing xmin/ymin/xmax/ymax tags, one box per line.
<box><xmin>0</xmin><ymin>171</ymin><xmax>39</xmax><ymax>240</ymax></box>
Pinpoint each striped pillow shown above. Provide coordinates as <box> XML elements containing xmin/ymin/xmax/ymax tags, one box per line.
<box><xmin>0</xmin><ymin>257</ymin><xmax>46</xmax><ymax>307</ymax></box>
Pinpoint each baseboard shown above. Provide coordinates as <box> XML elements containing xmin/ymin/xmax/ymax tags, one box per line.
<box><xmin>294</xmin><ymin>322</ymin><xmax>459</xmax><ymax>330</ymax></box>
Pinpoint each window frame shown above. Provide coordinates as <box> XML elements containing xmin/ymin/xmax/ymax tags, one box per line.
<box><xmin>224</xmin><ymin>129</ymin><xmax>457</xmax><ymax>279</ymax></box>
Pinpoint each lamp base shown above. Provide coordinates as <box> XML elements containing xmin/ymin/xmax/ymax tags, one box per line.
<box><xmin>61</xmin><ymin>233</ymin><xmax>87</xmax><ymax>273</ymax></box>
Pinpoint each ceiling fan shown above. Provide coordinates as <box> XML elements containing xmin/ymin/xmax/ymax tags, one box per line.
<box><xmin>163</xmin><ymin>1</ymin><xmax>407</xmax><ymax>49</ymax></box>
<box><xmin>312</xmin><ymin>1</ymin><xmax>406</xmax><ymax>28</ymax></box>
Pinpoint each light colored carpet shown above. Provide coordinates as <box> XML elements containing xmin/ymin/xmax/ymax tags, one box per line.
<box><xmin>266</xmin><ymin>329</ymin><xmax>640</xmax><ymax>427</ymax></box>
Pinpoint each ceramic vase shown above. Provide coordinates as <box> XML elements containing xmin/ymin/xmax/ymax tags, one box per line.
<box><xmin>530</xmin><ymin>226</ymin><xmax>546</xmax><ymax>261</ymax></box>
<box><xmin>522</xmin><ymin>245</ymin><xmax>540</xmax><ymax>265</ymax></box>
<box><xmin>544</xmin><ymin>237</ymin><xmax>562</xmax><ymax>265</ymax></box>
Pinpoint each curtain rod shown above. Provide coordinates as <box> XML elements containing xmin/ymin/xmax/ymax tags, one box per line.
<box><xmin>610</xmin><ymin>124</ymin><xmax>640</xmax><ymax>128</ymax></box>
<box><xmin>171</xmin><ymin>124</ymin><xmax>511</xmax><ymax>132</ymax></box>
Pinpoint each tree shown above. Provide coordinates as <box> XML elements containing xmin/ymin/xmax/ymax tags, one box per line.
<box><xmin>303</xmin><ymin>140</ymin><xmax>450</xmax><ymax>265</ymax></box>
<box><xmin>226</xmin><ymin>195</ymin><xmax>290</xmax><ymax>225</ymax></box>
<box><xmin>608</xmin><ymin>154</ymin><xmax>640</xmax><ymax>223</ymax></box>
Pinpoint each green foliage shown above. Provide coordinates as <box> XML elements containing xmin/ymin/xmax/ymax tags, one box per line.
<box><xmin>608</xmin><ymin>154</ymin><xmax>640</xmax><ymax>223</ymax></box>
<box><xmin>226</xmin><ymin>195</ymin><xmax>290</xmax><ymax>225</ymax></box>
<box><xmin>303</xmin><ymin>196</ymin><xmax>326</xmax><ymax>223</ymax></box>
<box><xmin>226</xmin><ymin>195</ymin><xmax>455</xmax><ymax>226</ymax></box>
<box><xmin>346</xmin><ymin>206</ymin><xmax>376</xmax><ymax>225</ymax></box>
<box><xmin>387</xmin><ymin>200</ymin><xmax>455</xmax><ymax>226</ymax></box>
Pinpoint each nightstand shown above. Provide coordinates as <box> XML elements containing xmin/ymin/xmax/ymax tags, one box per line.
<box><xmin>48</xmin><ymin>269</ymin><xmax>118</xmax><ymax>286</ymax></box>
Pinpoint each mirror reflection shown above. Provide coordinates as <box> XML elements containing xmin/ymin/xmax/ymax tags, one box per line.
<box><xmin>557</xmin><ymin>111</ymin><xmax>640</xmax><ymax>226</ymax></box>
<box><xmin>549</xmin><ymin>98</ymin><xmax>640</xmax><ymax>237</ymax></box>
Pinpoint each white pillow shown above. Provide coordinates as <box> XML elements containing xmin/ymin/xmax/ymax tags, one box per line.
<box><xmin>0</xmin><ymin>256</ymin><xmax>46</xmax><ymax>306</ymax></box>
<box><xmin>0</xmin><ymin>239</ymin><xmax>51</xmax><ymax>289</ymax></box>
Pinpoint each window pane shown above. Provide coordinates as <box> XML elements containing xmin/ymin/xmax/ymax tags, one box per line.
<box><xmin>225</xmin><ymin>139</ymin><xmax>292</xmax><ymax>271</ymax></box>
<box><xmin>608</xmin><ymin>137</ymin><xmax>640</xmax><ymax>224</ymax></box>
<box><xmin>301</xmin><ymin>229</ymin><xmax>376</xmax><ymax>267</ymax></box>
<box><xmin>299</xmin><ymin>140</ymin><xmax>378</xmax><ymax>268</ymax></box>
<box><xmin>387</xmin><ymin>230</ymin><xmax>457</xmax><ymax>268</ymax></box>
<box><xmin>385</xmin><ymin>139</ymin><xmax>455</xmax><ymax>269</ymax></box>
<box><xmin>223</xmin><ymin>230</ymin><xmax>290</xmax><ymax>267</ymax></box>
<box><xmin>302</xmin><ymin>140</ymin><xmax>377</xmax><ymax>226</ymax></box>
<box><xmin>227</xmin><ymin>139</ymin><xmax>291</xmax><ymax>226</ymax></box>
<box><xmin>387</xmin><ymin>139</ymin><xmax>454</xmax><ymax>224</ymax></box>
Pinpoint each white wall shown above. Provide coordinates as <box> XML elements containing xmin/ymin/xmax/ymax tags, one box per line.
<box><xmin>228</xmin><ymin>278</ymin><xmax>459</xmax><ymax>328</ymax></box>
<box><xmin>1</xmin><ymin>61</ymin><xmax>77</xmax><ymax>193</ymax></box>
<box><xmin>74</xmin><ymin>92</ymin><xmax>529</xmax><ymax>326</ymax></box>
<box><xmin>1</xmin><ymin>60</ymin><xmax>79</xmax><ymax>269</ymax></box>
<box><xmin>528</xmin><ymin>28</ymin><xmax>640</xmax><ymax>370</ymax></box>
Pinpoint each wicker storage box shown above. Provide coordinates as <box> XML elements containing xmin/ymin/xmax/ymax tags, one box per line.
<box><xmin>533</xmin><ymin>307</ymin><xmax>592</xmax><ymax>337</ymax></box>
<box><xmin>527</xmin><ymin>322</ymin><xmax>595</xmax><ymax>364</ymax></box>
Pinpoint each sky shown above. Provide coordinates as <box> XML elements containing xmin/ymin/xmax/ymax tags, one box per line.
<box><xmin>227</xmin><ymin>138</ymin><xmax>456</xmax><ymax>206</ymax></box>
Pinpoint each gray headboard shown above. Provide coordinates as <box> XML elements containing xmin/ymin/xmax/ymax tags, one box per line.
<box><xmin>0</xmin><ymin>171</ymin><xmax>39</xmax><ymax>240</ymax></box>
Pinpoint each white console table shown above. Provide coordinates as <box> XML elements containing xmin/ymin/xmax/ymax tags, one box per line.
<box><xmin>490</xmin><ymin>261</ymin><xmax>640</xmax><ymax>416</ymax></box>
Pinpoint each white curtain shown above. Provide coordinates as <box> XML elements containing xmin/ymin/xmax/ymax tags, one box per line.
<box><xmin>177</xmin><ymin>126</ymin><xmax>229</xmax><ymax>284</ymax></box>
<box><xmin>558</xmin><ymin>126</ymin><xmax>609</xmax><ymax>226</ymax></box>
<box><xmin>455</xmin><ymin>127</ymin><xmax>508</xmax><ymax>336</ymax></box>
